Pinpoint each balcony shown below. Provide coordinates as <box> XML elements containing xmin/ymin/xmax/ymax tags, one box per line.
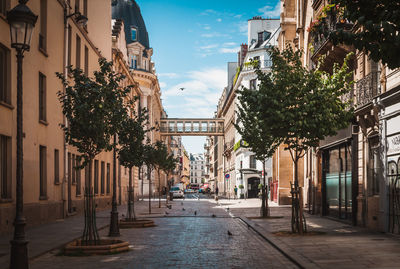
<box><xmin>242</xmin><ymin>60</ymin><xmax>272</xmax><ymax>72</ymax></box>
<box><xmin>355</xmin><ymin>72</ymin><xmax>380</xmax><ymax>108</ymax></box>
<box><xmin>310</xmin><ymin>12</ymin><xmax>353</xmax><ymax>63</ymax></box>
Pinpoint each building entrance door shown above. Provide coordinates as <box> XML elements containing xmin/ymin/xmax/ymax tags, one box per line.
<box><xmin>247</xmin><ymin>177</ymin><xmax>260</xmax><ymax>198</ymax></box>
<box><xmin>323</xmin><ymin>143</ymin><xmax>352</xmax><ymax>221</ymax></box>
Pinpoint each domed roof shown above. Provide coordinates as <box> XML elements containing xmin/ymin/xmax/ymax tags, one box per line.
<box><xmin>112</xmin><ymin>0</ymin><xmax>150</xmax><ymax>49</ymax></box>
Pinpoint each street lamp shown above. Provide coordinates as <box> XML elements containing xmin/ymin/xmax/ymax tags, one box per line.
<box><xmin>6</xmin><ymin>1</ymin><xmax>37</xmax><ymax>268</ymax></box>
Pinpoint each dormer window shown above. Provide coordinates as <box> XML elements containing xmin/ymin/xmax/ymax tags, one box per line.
<box><xmin>131</xmin><ymin>27</ymin><xmax>137</xmax><ymax>41</ymax></box>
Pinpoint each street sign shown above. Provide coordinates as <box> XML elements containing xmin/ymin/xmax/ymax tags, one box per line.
<box><xmin>225</xmin><ymin>174</ymin><xmax>230</xmax><ymax>179</ymax></box>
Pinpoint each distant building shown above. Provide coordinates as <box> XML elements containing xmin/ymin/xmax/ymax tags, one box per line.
<box><xmin>190</xmin><ymin>154</ymin><xmax>204</xmax><ymax>186</ymax></box>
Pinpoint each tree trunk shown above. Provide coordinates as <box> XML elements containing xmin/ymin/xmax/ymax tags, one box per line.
<box><xmin>82</xmin><ymin>159</ymin><xmax>99</xmax><ymax>245</ymax></box>
<box><xmin>141</xmin><ymin>166</ymin><xmax>144</xmax><ymax>201</ymax></box>
<box><xmin>261</xmin><ymin>160</ymin><xmax>269</xmax><ymax>217</ymax></box>
<box><xmin>158</xmin><ymin>169</ymin><xmax>161</xmax><ymax>208</ymax></box>
<box><xmin>127</xmin><ymin>167</ymin><xmax>136</xmax><ymax>221</ymax></box>
<box><xmin>148</xmin><ymin>166</ymin><xmax>151</xmax><ymax>214</ymax></box>
<box><xmin>165</xmin><ymin>173</ymin><xmax>169</xmax><ymax>206</ymax></box>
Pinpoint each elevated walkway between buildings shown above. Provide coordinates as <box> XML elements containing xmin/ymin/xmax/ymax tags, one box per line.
<box><xmin>159</xmin><ymin>118</ymin><xmax>224</xmax><ymax>136</ymax></box>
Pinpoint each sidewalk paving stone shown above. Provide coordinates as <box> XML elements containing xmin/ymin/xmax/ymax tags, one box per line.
<box><xmin>216</xmin><ymin>198</ymin><xmax>400</xmax><ymax>269</ymax></box>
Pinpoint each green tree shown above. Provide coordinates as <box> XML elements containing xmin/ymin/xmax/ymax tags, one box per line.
<box><xmin>152</xmin><ymin>140</ymin><xmax>169</xmax><ymax>208</ymax></box>
<box><xmin>57</xmin><ymin>58</ymin><xmax>130</xmax><ymax>244</ymax></box>
<box><xmin>161</xmin><ymin>153</ymin><xmax>179</xmax><ymax>205</ymax></box>
<box><xmin>326</xmin><ymin>0</ymin><xmax>400</xmax><ymax>69</ymax></box>
<box><xmin>118</xmin><ymin>104</ymin><xmax>149</xmax><ymax>221</ymax></box>
<box><xmin>245</xmin><ymin>46</ymin><xmax>354</xmax><ymax>233</ymax></box>
<box><xmin>143</xmin><ymin>141</ymin><xmax>157</xmax><ymax>214</ymax></box>
<box><xmin>235</xmin><ymin>74</ymin><xmax>282</xmax><ymax>217</ymax></box>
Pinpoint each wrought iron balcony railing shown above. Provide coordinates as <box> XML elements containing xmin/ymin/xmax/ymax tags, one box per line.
<box><xmin>311</xmin><ymin>13</ymin><xmax>353</xmax><ymax>58</ymax></box>
<box><xmin>355</xmin><ymin>71</ymin><xmax>380</xmax><ymax>108</ymax></box>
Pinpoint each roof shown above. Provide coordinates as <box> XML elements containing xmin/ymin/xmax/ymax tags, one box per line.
<box><xmin>111</xmin><ymin>0</ymin><xmax>150</xmax><ymax>49</ymax></box>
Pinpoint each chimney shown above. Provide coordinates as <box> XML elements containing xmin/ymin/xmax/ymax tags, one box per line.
<box><xmin>239</xmin><ymin>43</ymin><xmax>248</xmax><ymax>66</ymax></box>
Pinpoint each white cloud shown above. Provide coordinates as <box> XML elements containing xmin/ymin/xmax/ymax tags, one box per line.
<box><xmin>162</xmin><ymin>67</ymin><xmax>226</xmax><ymax>119</ymax></box>
<box><xmin>199</xmin><ymin>44</ymin><xmax>219</xmax><ymax>50</ymax></box>
<box><xmin>158</xmin><ymin>72</ymin><xmax>179</xmax><ymax>79</ymax></box>
<box><xmin>201</xmin><ymin>33</ymin><xmax>217</xmax><ymax>38</ymax></box>
<box><xmin>223</xmin><ymin>42</ymin><xmax>237</xmax><ymax>47</ymax></box>
<box><xmin>219</xmin><ymin>47</ymin><xmax>239</xmax><ymax>54</ymax></box>
<box><xmin>259</xmin><ymin>2</ymin><xmax>281</xmax><ymax>18</ymax></box>
<box><xmin>200</xmin><ymin>9</ymin><xmax>217</xmax><ymax>16</ymax></box>
<box><xmin>234</xmin><ymin>14</ymin><xmax>243</xmax><ymax>19</ymax></box>
<box><xmin>216</xmin><ymin>18</ymin><xmax>222</xmax><ymax>22</ymax></box>
<box><xmin>238</xmin><ymin>21</ymin><xmax>248</xmax><ymax>36</ymax></box>
<box><xmin>159</xmin><ymin>82</ymin><xmax>167</xmax><ymax>88</ymax></box>
<box><xmin>204</xmin><ymin>26</ymin><xmax>211</xmax><ymax>30</ymax></box>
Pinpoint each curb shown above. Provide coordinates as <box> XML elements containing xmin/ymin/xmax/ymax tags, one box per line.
<box><xmin>220</xmin><ymin>203</ymin><xmax>320</xmax><ymax>269</ymax></box>
<box><xmin>239</xmin><ymin>216</ymin><xmax>320</xmax><ymax>269</ymax></box>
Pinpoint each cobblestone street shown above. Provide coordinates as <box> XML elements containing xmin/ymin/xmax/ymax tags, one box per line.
<box><xmin>29</xmin><ymin>198</ymin><xmax>296</xmax><ymax>269</ymax></box>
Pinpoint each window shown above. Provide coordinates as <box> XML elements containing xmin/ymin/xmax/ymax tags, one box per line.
<box><xmin>85</xmin><ymin>161</ymin><xmax>90</xmax><ymax>191</ymax></box>
<box><xmin>258</xmin><ymin>32</ymin><xmax>263</xmax><ymax>44</ymax></box>
<box><xmin>94</xmin><ymin>160</ymin><xmax>99</xmax><ymax>195</ymax></box>
<box><xmin>0</xmin><ymin>43</ymin><xmax>11</xmax><ymax>104</ymax></box>
<box><xmin>39</xmin><ymin>146</ymin><xmax>47</xmax><ymax>198</ymax></box>
<box><xmin>0</xmin><ymin>135</ymin><xmax>11</xmax><ymax>199</ymax></box>
<box><xmin>67</xmin><ymin>25</ymin><xmax>72</xmax><ymax>67</ymax></box>
<box><xmin>131</xmin><ymin>27</ymin><xmax>137</xmax><ymax>41</ymax></box>
<box><xmin>39</xmin><ymin>72</ymin><xmax>47</xmax><ymax>122</ymax></box>
<box><xmin>39</xmin><ymin>0</ymin><xmax>47</xmax><ymax>52</ymax></box>
<box><xmin>71</xmin><ymin>154</ymin><xmax>76</xmax><ymax>183</ymax></box>
<box><xmin>76</xmin><ymin>157</ymin><xmax>81</xmax><ymax>195</ymax></box>
<box><xmin>84</xmin><ymin>46</ymin><xmax>89</xmax><ymax>75</ymax></box>
<box><xmin>106</xmin><ymin>163</ymin><xmax>110</xmax><ymax>194</ymax></box>
<box><xmin>249</xmin><ymin>155</ymin><xmax>256</xmax><ymax>169</ymax></box>
<box><xmin>54</xmin><ymin>149</ymin><xmax>59</xmax><ymax>184</ymax></box>
<box><xmin>101</xmin><ymin>161</ymin><xmax>105</xmax><ymax>194</ymax></box>
<box><xmin>75</xmin><ymin>0</ymin><xmax>80</xmax><ymax>13</ymax></box>
<box><xmin>250</xmin><ymin>79</ymin><xmax>257</xmax><ymax>90</ymax></box>
<box><xmin>0</xmin><ymin>0</ymin><xmax>10</xmax><ymax>17</ymax></box>
<box><xmin>76</xmin><ymin>35</ymin><xmax>81</xmax><ymax>69</ymax></box>
<box><xmin>253</xmin><ymin>56</ymin><xmax>260</xmax><ymax>68</ymax></box>
<box><xmin>83</xmin><ymin>0</ymin><xmax>87</xmax><ymax>17</ymax></box>
<box><xmin>368</xmin><ymin>135</ymin><xmax>381</xmax><ymax>195</ymax></box>
<box><xmin>68</xmin><ymin>152</ymin><xmax>72</xmax><ymax>184</ymax></box>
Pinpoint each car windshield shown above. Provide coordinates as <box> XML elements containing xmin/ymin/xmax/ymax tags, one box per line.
<box><xmin>171</xmin><ymin>187</ymin><xmax>180</xmax><ymax>191</ymax></box>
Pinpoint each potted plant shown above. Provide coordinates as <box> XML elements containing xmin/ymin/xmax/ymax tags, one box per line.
<box><xmin>238</xmin><ymin>184</ymin><xmax>244</xmax><ymax>199</ymax></box>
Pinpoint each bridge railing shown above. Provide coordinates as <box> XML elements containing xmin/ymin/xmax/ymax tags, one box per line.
<box><xmin>159</xmin><ymin>119</ymin><xmax>224</xmax><ymax>135</ymax></box>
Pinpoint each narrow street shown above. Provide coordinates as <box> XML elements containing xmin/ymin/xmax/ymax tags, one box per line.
<box><xmin>29</xmin><ymin>198</ymin><xmax>297</xmax><ymax>269</ymax></box>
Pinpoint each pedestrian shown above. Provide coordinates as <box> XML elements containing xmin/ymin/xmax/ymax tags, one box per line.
<box><xmin>234</xmin><ymin>185</ymin><xmax>238</xmax><ymax>199</ymax></box>
<box><xmin>215</xmin><ymin>186</ymin><xmax>219</xmax><ymax>198</ymax></box>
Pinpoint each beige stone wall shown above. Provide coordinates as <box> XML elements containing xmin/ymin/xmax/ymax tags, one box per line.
<box><xmin>0</xmin><ymin>0</ymin><xmax>117</xmax><ymax>234</ymax></box>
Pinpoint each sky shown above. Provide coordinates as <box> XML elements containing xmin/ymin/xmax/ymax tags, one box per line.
<box><xmin>136</xmin><ymin>0</ymin><xmax>280</xmax><ymax>154</ymax></box>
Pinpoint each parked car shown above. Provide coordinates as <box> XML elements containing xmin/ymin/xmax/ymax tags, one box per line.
<box><xmin>170</xmin><ymin>186</ymin><xmax>184</xmax><ymax>198</ymax></box>
<box><xmin>184</xmin><ymin>189</ymin><xmax>195</xmax><ymax>193</ymax></box>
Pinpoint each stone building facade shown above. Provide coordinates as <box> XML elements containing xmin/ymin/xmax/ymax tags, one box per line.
<box><xmin>0</xmin><ymin>0</ymin><xmax>166</xmax><ymax>234</ymax></box>
<box><xmin>279</xmin><ymin>0</ymin><xmax>400</xmax><ymax>233</ymax></box>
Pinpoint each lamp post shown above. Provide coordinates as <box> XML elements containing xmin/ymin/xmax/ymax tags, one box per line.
<box><xmin>6</xmin><ymin>1</ymin><xmax>37</xmax><ymax>268</ymax></box>
<box><xmin>109</xmin><ymin>135</ymin><xmax>120</xmax><ymax>236</ymax></box>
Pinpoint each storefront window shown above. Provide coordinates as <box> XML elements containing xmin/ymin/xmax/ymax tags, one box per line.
<box><xmin>323</xmin><ymin>143</ymin><xmax>352</xmax><ymax>220</ymax></box>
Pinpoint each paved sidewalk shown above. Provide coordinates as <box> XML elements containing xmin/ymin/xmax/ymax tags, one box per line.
<box><xmin>216</xmin><ymin>198</ymin><xmax>400</xmax><ymax>269</ymax></box>
<box><xmin>0</xmin><ymin>199</ymin><xmax>169</xmax><ymax>269</ymax></box>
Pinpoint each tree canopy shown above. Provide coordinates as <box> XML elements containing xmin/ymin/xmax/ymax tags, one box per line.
<box><xmin>241</xmin><ymin>46</ymin><xmax>354</xmax><ymax>181</ymax></box>
<box><xmin>57</xmin><ymin>58</ymin><xmax>130</xmax><ymax>167</ymax></box>
<box><xmin>327</xmin><ymin>0</ymin><xmax>400</xmax><ymax>69</ymax></box>
<box><xmin>118</xmin><ymin>106</ymin><xmax>149</xmax><ymax>169</ymax></box>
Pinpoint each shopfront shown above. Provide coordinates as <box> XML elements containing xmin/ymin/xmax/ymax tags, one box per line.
<box><xmin>322</xmin><ymin>142</ymin><xmax>353</xmax><ymax>220</ymax></box>
<box><xmin>320</xmin><ymin>125</ymin><xmax>356</xmax><ymax>222</ymax></box>
<box><xmin>380</xmin><ymin>88</ymin><xmax>400</xmax><ymax>233</ymax></box>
